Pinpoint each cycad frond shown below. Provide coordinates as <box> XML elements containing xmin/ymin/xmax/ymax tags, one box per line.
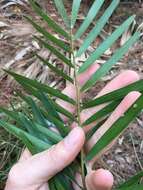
<box><xmin>0</xmin><ymin>0</ymin><xmax>143</xmax><ymax>189</ymax></box>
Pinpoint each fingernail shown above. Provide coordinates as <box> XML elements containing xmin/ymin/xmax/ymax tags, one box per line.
<box><xmin>64</xmin><ymin>127</ymin><xmax>84</xmax><ymax>150</ymax></box>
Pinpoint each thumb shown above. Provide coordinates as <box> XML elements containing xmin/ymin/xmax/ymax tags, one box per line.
<box><xmin>86</xmin><ymin>169</ymin><xmax>114</xmax><ymax>190</ymax></box>
<box><xmin>7</xmin><ymin>127</ymin><xmax>85</xmax><ymax>188</ymax></box>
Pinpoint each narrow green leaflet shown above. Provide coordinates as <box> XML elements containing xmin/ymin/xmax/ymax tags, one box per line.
<box><xmin>53</xmin><ymin>0</ymin><xmax>70</xmax><ymax>28</ymax></box>
<box><xmin>82</xmin><ymin>79</ymin><xmax>143</xmax><ymax>109</ymax></box>
<box><xmin>5</xmin><ymin>70</ymin><xmax>76</xmax><ymax>105</ymax></box>
<box><xmin>18</xmin><ymin>115</ymin><xmax>51</xmax><ymax>144</ymax></box>
<box><xmin>26</xmin><ymin>86</ymin><xmax>75</xmax><ymax>121</ymax></box>
<box><xmin>86</xmin><ymin>94</ymin><xmax>143</xmax><ymax>161</ymax></box>
<box><xmin>35</xmin><ymin>36</ymin><xmax>73</xmax><ymax>68</ymax></box>
<box><xmin>78</xmin><ymin>15</ymin><xmax>135</xmax><ymax>73</ymax></box>
<box><xmin>116</xmin><ymin>171</ymin><xmax>143</xmax><ymax>189</ymax></box>
<box><xmin>17</xmin><ymin>113</ymin><xmax>38</xmax><ymax>136</ymax></box>
<box><xmin>0</xmin><ymin>120</ymin><xmax>51</xmax><ymax>153</ymax></box>
<box><xmin>49</xmin><ymin>180</ymin><xmax>56</xmax><ymax>190</ymax></box>
<box><xmin>116</xmin><ymin>184</ymin><xmax>143</xmax><ymax>190</ymax></box>
<box><xmin>55</xmin><ymin>174</ymin><xmax>73</xmax><ymax>190</ymax></box>
<box><xmin>62</xmin><ymin>167</ymin><xmax>82</xmax><ymax>190</ymax></box>
<box><xmin>34</xmin><ymin>123</ymin><xmax>63</xmax><ymax>144</ymax></box>
<box><xmin>71</xmin><ymin>0</ymin><xmax>82</xmax><ymax>28</ymax></box>
<box><xmin>16</xmin><ymin>83</ymin><xmax>62</xmax><ymax>123</ymax></box>
<box><xmin>25</xmin><ymin>16</ymin><xmax>70</xmax><ymax>52</ymax></box>
<box><xmin>82</xmin><ymin>32</ymin><xmax>140</xmax><ymax>92</ymax></box>
<box><xmin>83</xmin><ymin>101</ymin><xmax>119</xmax><ymax>126</ymax></box>
<box><xmin>29</xmin><ymin>0</ymin><xmax>69</xmax><ymax>39</ymax></box>
<box><xmin>0</xmin><ymin>105</ymin><xmax>52</xmax><ymax>143</ymax></box>
<box><xmin>86</xmin><ymin>119</ymin><xmax>106</xmax><ymax>141</ymax></box>
<box><xmin>76</xmin><ymin>0</ymin><xmax>119</xmax><ymax>57</ymax></box>
<box><xmin>0</xmin><ymin>107</ymin><xmax>21</xmax><ymax>122</ymax></box>
<box><xmin>17</xmin><ymin>83</ymin><xmax>75</xmax><ymax>121</ymax></box>
<box><xmin>42</xmin><ymin>110</ymin><xmax>70</xmax><ymax>136</ymax></box>
<box><xmin>54</xmin><ymin>181</ymin><xmax>65</xmax><ymax>190</ymax></box>
<box><xmin>74</xmin><ymin>0</ymin><xmax>105</xmax><ymax>40</ymax></box>
<box><xmin>53</xmin><ymin>101</ymin><xmax>75</xmax><ymax>121</ymax></box>
<box><xmin>16</xmin><ymin>92</ymin><xmax>48</xmax><ymax>127</ymax></box>
<box><xmin>36</xmin><ymin>92</ymin><xmax>62</xmax><ymax>122</ymax></box>
<box><xmin>19</xmin><ymin>132</ymin><xmax>37</xmax><ymax>154</ymax></box>
<box><xmin>36</xmin><ymin>54</ymin><xmax>73</xmax><ymax>83</ymax></box>
<box><xmin>0</xmin><ymin>107</ymin><xmax>39</xmax><ymax>137</ymax></box>
<box><xmin>29</xmin><ymin>98</ymin><xmax>48</xmax><ymax>127</ymax></box>
<box><xmin>16</xmin><ymin>91</ymin><xmax>69</xmax><ymax>137</ymax></box>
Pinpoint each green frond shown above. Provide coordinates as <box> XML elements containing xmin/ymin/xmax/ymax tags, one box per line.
<box><xmin>78</xmin><ymin>15</ymin><xmax>136</xmax><ymax>73</ymax></box>
<box><xmin>81</xmin><ymin>32</ymin><xmax>140</xmax><ymax>92</ymax></box>
<box><xmin>25</xmin><ymin>16</ymin><xmax>70</xmax><ymax>52</ymax></box>
<box><xmin>36</xmin><ymin>54</ymin><xmax>73</xmax><ymax>83</ymax></box>
<box><xmin>82</xmin><ymin>79</ymin><xmax>143</xmax><ymax>109</ymax></box>
<box><xmin>53</xmin><ymin>0</ymin><xmax>70</xmax><ymax>28</ymax></box>
<box><xmin>116</xmin><ymin>171</ymin><xmax>143</xmax><ymax>190</ymax></box>
<box><xmin>82</xmin><ymin>101</ymin><xmax>119</xmax><ymax>126</ymax></box>
<box><xmin>1</xmin><ymin>1</ymin><xmax>142</xmax><ymax>189</ymax></box>
<box><xmin>76</xmin><ymin>0</ymin><xmax>119</xmax><ymax>57</ymax></box>
<box><xmin>5</xmin><ymin>70</ymin><xmax>76</xmax><ymax>105</ymax></box>
<box><xmin>29</xmin><ymin>0</ymin><xmax>69</xmax><ymax>39</ymax></box>
<box><xmin>74</xmin><ymin>0</ymin><xmax>105</xmax><ymax>40</ymax></box>
<box><xmin>71</xmin><ymin>0</ymin><xmax>82</xmax><ymax>28</ymax></box>
<box><xmin>86</xmin><ymin>94</ymin><xmax>143</xmax><ymax>161</ymax></box>
<box><xmin>86</xmin><ymin>120</ymin><xmax>106</xmax><ymax>141</ymax></box>
<box><xmin>17</xmin><ymin>84</ymin><xmax>75</xmax><ymax>121</ymax></box>
<box><xmin>0</xmin><ymin>120</ymin><xmax>51</xmax><ymax>153</ymax></box>
<box><xmin>35</xmin><ymin>36</ymin><xmax>73</xmax><ymax>68</ymax></box>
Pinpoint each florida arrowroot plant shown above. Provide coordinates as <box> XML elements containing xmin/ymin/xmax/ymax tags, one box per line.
<box><xmin>0</xmin><ymin>0</ymin><xmax>143</xmax><ymax>189</ymax></box>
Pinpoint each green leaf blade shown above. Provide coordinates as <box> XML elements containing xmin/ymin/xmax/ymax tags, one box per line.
<box><xmin>25</xmin><ymin>16</ymin><xmax>70</xmax><ymax>52</ymax></box>
<box><xmin>34</xmin><ymin>123</ymin><xmax>63</xmax><ymax>144</ymax></box>
<box><xmin>83</xmin><ymin>101</ymin><xmax>119</xmax><ymax>126</ymax></box>
<box><xmin>76</xmin><ymin>0</ymin><xmax>119</xmax><ymax>57</ymax></box>
<box><xmin>29</xmin><ymin>0</ymin><xmax>69</xmax><ymax>39</ymax></box>
<box><xmin>81</xmin><ymin>32</ymin><xmax>140</xmax><ymax>92</ymax></box>
<box><xmin>86</xmin><ymin>94</ymin><xmax>143</xmax><ymax>161</ymax></box>
<box><xmin>71</xmin><ymin>0</ymin><xmax>82</xmax><ymax>28</ymax></box>
<box><xmin>116</xmin><ymin>184</ymin><xmax>143</xmax><ymax>190</ymax></box>
<box><xmin>42</xmin><ymin>110</ymin><xmax>70</xmax><ymax>137</ymax></box>
<box><xmin>83</xmin><ymin>80</ymin><xmax>143</xmax><ymax>109</ymax></box>
<box><xmin>0</xmin><ymin>120</ymin><xmax>51</xmax><ymax>153</ymax></box>
<box><xmin>35</xmin><ymin>36</ymin><xmax>73</xmax><ymax>68</ymax></box>
<box><xmin>53</xmin><ymin>0</ymin><xmax>70</xmax><ymax>28</ymax></box>
<box><xmin>74</xmin><ymin>0</ymin><xmax>105</xmax><ymax>40</ymax></box>
<box><xmin>78</xmin><ymin>15</ymin><xmax>136</xmax><ymax>73</ymax></box>
<box><xmin>5</xmin><ymin>70</ymin><xmax>76</xmax><ymax>105</ymax></box>
<box><xmin>36</xmin><ymin>54</ymin><xmax>73</xmax><ymax>83</ymax></box>
<box><xmin>117</xmin><ymin>171</ymin><xmax>143</xmax><ymax>189</ymax></box>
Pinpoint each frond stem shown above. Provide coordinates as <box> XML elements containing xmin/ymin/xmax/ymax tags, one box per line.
<box><xmin>70</xmin><ymin>28</ymin><xmax>87</xmax><ymax>190</ymax></box>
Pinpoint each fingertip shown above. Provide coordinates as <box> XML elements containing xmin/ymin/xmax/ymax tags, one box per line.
<box><xmin>86</xmin><ymin>169</ymin><xmax>114</xmax><ymax>190</ymax></box>
<box><xmin>122</xmin><ymin>70</ymin><xmax>140</xmax><ymax>81</ymax></box>
<box><xmin>93</xmin><ymin>169</ymin><xmax>114</xmax><ymax>190</ymax></box>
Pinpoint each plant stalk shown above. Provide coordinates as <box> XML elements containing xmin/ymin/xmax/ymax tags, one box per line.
<box><xmin>70</xmin><ymin>29</ymin><xmax>87</xmax><ymax>190</ymax></box>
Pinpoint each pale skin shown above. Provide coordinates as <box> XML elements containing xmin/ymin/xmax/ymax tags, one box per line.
<box><xmin>5</xmin><ymin>63</ymin><xmax>140</xmax><ymax>190</ymax></box>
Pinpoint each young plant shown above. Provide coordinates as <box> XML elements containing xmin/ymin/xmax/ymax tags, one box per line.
<box><xmin>0</xmin><ymin>0</ymin><xmax>143</xmax><ymax>189</ymax></box>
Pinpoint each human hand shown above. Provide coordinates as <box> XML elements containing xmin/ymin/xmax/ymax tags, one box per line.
<box><xmin>5</xmin><ymin>127</ymin><xmax>113</xmax><ymax>190</ymax></box>
<box><xmin>5</xmin><ymin>63</ymin><xmax>140</xmax><ymax>190</ymax></box>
